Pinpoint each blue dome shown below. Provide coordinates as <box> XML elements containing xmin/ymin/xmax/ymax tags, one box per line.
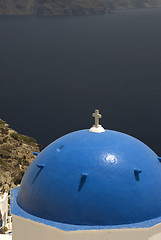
<box><xmin>17</xmin><ymin>129</ymin><xmax>161</xmax><ymax>226</ymax></box>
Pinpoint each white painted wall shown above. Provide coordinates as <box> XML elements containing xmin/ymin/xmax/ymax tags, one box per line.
<box><xmin>0</xmin><ymin>234</ymin><xmax>12</xmax><ymax>240</ymax></box>
<box><xmin>0</xmin><ymin>193</ymin><xmax>8</xmax><ymax>227</ymax></box>
<box><xmin>12</xmin><ymin>215</ymin><xmax>161</xmax><ymax>240</ymax></box>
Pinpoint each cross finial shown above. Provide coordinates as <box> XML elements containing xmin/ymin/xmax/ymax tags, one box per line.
<box><xmin>92</xmin><ymin>109</ymin><xmax>102</xmax><ymax>127</ymax></box>
<box><xmin>89</xmin><ymin>109</ymin><xmax>105</xmax><ymax>133</ymax></box>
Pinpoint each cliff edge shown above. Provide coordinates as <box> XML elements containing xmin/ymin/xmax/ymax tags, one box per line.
<box><xmin>0</xmin><ymin>118</ymin><xmax>41</xmax><ymax>194</ymax></box>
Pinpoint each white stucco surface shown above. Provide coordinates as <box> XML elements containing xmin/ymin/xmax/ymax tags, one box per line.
<box><xmin>0</xmin><ymin>234</ymin><xmax>12</xmax><ymax>240</ymax></box>
<box><xmin>0</xmin><ymin>193</ymin><xmax>8</xmax><ymax>226</ymax></box>
<box><xmin>12</xmin><ymin>214</ymin><xmax>161</xmax><ymax>240</ymax></box>
<box><xmin>89</xmin><ymin>125</ymin><xmax>105</xmax><ymax>133</ymax></box>
<box><xmin>149</xmin><ymin>233</ymin><xmax>161</xmax><ymax>240</ymax></box>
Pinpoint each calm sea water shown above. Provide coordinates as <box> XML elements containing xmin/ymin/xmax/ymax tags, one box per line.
<box><xmin>0</xmin><ymin>8</ymin><xmax>161</xmax><ymax>154</ymax></box>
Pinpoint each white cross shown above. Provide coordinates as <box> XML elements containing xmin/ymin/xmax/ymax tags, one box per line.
<box><xmin>92</xmin><ymin>109</ymin><xmax>102</xmax><ymax>127</ymax></box>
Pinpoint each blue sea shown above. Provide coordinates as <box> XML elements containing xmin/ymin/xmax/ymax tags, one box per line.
<box><xmin>0</xmin><ymin>8</ymin><xmax>161</xmax><ymax>154</ymax></box>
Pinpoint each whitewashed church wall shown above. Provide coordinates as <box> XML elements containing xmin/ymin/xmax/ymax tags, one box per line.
<box><xmin>12</xmin><ymin>215</ymin><xmax>161</xmax><ymax>240</ymax></box>
<box><xmin>12</xmin><ymin>215</ymin><xmax>67</xmax><ymax>240</ymax></box>
<box><xmin>149</xmin><ymin>224</ymin><xmax>161</xmax><ymax>240</ymax></box>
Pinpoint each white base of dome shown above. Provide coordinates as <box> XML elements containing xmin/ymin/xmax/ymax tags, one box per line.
<box><xmin>89</xmin><ymin>125</ymin><xmax>105</xmax><ymax>133</ymax></box>
<box><xmin>12</xmin><ymin>214</ymin><xmax>161</xmax><ymax>240</ymax></box>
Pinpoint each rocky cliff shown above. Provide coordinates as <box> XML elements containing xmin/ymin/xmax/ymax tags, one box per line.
<box><xmin>0</xmin><ymin>118</ymin><xmax>41</xmax><ymax>194</ymax></box>
<box><xmin>0</xmin><ymin>0</ymin><xmax>161</xmax><ymax>16</ymax></box>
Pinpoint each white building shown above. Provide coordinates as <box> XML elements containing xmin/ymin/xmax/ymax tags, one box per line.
<box><xmin>0</xmin><ymin>193</ymin><xmax>8</xmax><ymax>228</ymax></box>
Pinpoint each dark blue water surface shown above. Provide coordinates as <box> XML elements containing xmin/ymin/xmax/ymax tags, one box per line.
<box><xmin>0</xmin><ymin>8</ymin><xmax>161</xmax><ymax>153</ymax></box>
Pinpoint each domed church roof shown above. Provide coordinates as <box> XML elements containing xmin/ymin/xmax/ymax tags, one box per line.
<box><xmin>17</xmin><ymin>110</ymin><xmax>161</xmax><ymax>226</ymax></box>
